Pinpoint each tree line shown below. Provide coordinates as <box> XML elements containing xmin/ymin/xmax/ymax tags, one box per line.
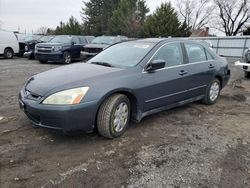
<box><xmin>38</xmin><ymin>0</ymin><xmax>250</xmax><ymax>37</ymax></box>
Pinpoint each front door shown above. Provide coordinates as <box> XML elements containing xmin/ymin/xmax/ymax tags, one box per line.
<box><xmin>137</xmin><ymin>42</ymin><xmax>192</xmax><ymax>112</ymax></box>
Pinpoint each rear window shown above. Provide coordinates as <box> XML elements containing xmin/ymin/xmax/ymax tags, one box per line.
<box><xmin>185</xmin><ymin>43</ymin><xmax>207</xmax><ymax>63</ymax></box>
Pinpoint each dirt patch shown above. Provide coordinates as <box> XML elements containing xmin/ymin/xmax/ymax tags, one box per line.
<box><xmin>1</xmin><ymin>58</ymin><xmax>250</xmax><ymax>187</ymax></box>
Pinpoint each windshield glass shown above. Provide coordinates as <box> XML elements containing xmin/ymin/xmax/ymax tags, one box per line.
<box><xmin>88</xmin><ymin>41</ymin><xmax>154</xmax><ymax>68</ymax></box>
<box><xmin>91</xmin><ymin>36</ymin><xmax>116</xmax><ymax>45</ymax></box>
<box><xmin>39</xmin><ymin>36</ymin><xmax>54</xmax><ymax>42</ymax></box>
<box><xmin>49</xmin><ymin>36</ymin><xmax>72</xmax><ymax>44</ymax></box>
<box><xmin>25</xmin><ymin>35</ymin><xmax>40</xmax><ymax>42</ymax></box>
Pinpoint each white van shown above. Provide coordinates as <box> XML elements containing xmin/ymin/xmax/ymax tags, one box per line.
<box><xmin>0</xmin><ymin>30</ymin><xmax>19</xmax><ymax>59</ymax></box>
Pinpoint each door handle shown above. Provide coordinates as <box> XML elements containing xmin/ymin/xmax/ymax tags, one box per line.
<box><xmin>208</xmin><ymin>64</ymin><xmax>215</xmax><ymax>69</ymax></box>
<box><xmin>179</xmin><ymin>70</ymin><xmax>188</xmax><ymax>76</ymax></box>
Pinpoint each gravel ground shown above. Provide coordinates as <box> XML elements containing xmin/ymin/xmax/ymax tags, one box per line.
<box><xmin>0</xmin><ymin>57</ymin><xmax>250</xmax><ymax>188</ymax></box>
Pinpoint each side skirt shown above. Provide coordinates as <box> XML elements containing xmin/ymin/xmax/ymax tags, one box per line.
<box><xmin>135</xmin><ymin>95</ymin><xmax>205</xmax><ymax>122</ymax></box>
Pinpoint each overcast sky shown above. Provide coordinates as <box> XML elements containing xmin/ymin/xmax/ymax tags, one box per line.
<box><xmin>0</xmin><ymin>0</ymin><xmax>167</xmax><ymax>34</ymax></box>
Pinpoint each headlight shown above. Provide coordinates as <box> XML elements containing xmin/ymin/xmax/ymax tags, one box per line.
<box><xmin>42</xmin><ymin>87</ymin><xmax>89</xmax><ymax>105</ymax></box>
<box><xmin>53</xmin><ymin>46</ymin><xmax>62</xmax><ymax>52</ymax></box>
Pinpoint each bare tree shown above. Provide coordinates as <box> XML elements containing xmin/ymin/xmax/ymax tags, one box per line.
<box><xmin>36</xmin><ymin>26</ymin><xmax>49</xmax><ymax>35</ymax></box>
<box><xmin>214</xmin><ymin>0</ymin><xmax>250</xmax><ymax>36</ymax></box>
<box><xmin>176</xmin><ymin>0</ymin><xmax>215</xmax><ymax>30</ymax></box>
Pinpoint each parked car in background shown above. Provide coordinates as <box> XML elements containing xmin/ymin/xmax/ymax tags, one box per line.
<box><xmin>35</xmin><ymin>35</ymin><xmax>94</xmax><ymax>64</ymax></box>
<box><xmin>24</xmin><ymin>35</ymin><xmax>54</xmax><ymax>59</ymax></box>
<box><xmin>235</xmin><ymin>48</ymin><xmax>250</xmax><ymax>78</ymax></box>
<box><xmin>19</xmin><ymin>38</ymin><xmax>230</xmax><ymax>138</ymax></box>
<box><xmin>81</xmin><ymin>35</ymin><xmax>128</xmax><ymax>59</ymax></box>
<box><xmin>15</xmin><ymin>34</ymin><xmax>41</xmax><ymax>57</ymax></box>
<box><xmin>0</xmin><ymin>30</ymin><xmax>19</xmax><ymax>59</ymax></box>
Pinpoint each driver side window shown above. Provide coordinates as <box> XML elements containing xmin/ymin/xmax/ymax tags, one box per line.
<box><xmin>152</xmin><ymin>43</ymin><xmax>183</xmax><ymax>67</ymax></box>
<box><xmin>72</xmin><ymin>37</ymin><xmax>80</xmax><ymax>44</ymax></box>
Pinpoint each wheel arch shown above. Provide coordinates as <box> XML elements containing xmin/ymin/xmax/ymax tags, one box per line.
<box><xmin>4</xmin><ymin>47</ymin><xmax>14</xmax><ymax>53</ymax></box>
<box><xmin>215</xmin><ymin>75</ymin><xmax>223</xmax><ymax>88</ymax></box>
<box><xmin>95</xmin><ymin>88</ymin><xmax>139</xmax><ymax>124</ymax></box>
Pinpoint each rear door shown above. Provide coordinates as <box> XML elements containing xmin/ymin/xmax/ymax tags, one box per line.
<box><xmin>183</xmin><ymin>42</ymin><xmax>216</xmax><ymax>98</ymax></box>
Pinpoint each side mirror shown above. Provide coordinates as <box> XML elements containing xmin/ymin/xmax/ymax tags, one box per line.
<box><xmin>145</xmin><ymin>59</ymin><xmax>166</xmax><ymax>72</ymax></box>
<box><xmin>71</xmin><ymin>41</ymin><xmax>75</xmax><ymax>45</ymax></box>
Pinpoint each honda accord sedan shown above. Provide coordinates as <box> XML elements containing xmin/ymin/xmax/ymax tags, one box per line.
<box><xmin>19</xmin><ymin>38</ymin><xmax>230</xmax><ymax>138</ymax></box>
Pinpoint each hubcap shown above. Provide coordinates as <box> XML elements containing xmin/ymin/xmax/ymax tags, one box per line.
<box><xmin>113</xmin><ymin>102</ymin><xmax>128</xmax><ymax>132</ymax></box>
<box><xmin>209</xmin><ymin>82</ymin><xmax>220</xmax><ymax>102</ymax></box>
<box><xmin>6</xmin><ymin>51</ymin><xmax>12</xmax><ymax>58</ymax></box>
<box><xmin>65</xmin><ymin>53</ymin><xmax>71</xmax><ymax>63</ymax></box>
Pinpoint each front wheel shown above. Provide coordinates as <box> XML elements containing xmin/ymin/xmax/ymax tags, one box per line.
<box><xmin>97</xmin><ymin>94</ymin><xmax>130</xmax><ymax>139</ymax></box>
<box><xmin>4</xmin><ymin>48</ymin><xmax>14</xmax><ymax>59</ymax></box>
<box><xmin>202</xmin><ymin>78</ymin><xmax>221</xmax><ymax>105</ymax></box>
<box><xmin>63</xmin><ymin>51</ymin><xmax>71</xmax><ymax>64</ymax></box>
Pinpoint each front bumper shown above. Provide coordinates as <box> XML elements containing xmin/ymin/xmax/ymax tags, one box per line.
<box><xmin>80</xmin><ymin>51</ymin><xmax>97</xmax><ymax>59</ymax></box>
<box><xmin>23</xmin><ymin>51</ymin><xmax>33</xmax><ymax>58</ymax></box>
<box><xmin>35</xmin><ymin>52</ymin><xmax>64</xmax><ymax>62</ymax></box>
<box><xmin>19</xmin><ymin>89</ymin><xmax>98</xmax><ymax>133</ymax></box>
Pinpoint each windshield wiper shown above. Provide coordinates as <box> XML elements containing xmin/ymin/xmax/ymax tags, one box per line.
<box><xmin>91</xmin><ymin>62</ymin><xmax>113</xmax><ymax>67</ymax></box>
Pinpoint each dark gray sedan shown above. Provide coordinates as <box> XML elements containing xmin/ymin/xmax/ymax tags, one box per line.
<box><xmin>19</xmin><ymin>38</ymin><xmax>230</xmax><ymax>138</ymax></box>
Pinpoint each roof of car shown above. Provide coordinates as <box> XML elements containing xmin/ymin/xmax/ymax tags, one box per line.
<box><xmin>133</xmin><ymin>37</ymin><xmax>206</xmax><ymax>44</ymax></box>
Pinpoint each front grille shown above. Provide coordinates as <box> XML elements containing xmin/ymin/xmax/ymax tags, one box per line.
<box><xmin>37</xmin><ymin>46</ymin><xmax>52</xmax><ymax>53</ymax></box>
<box><xmin>24</xmin><ymin>89</ymin><xmax>42</xmax><ymax>101</ymax></box>
<box><xmin>84</xmin><ymin>47</ymin><xmax>103</xmax><ymax>53</ymax></box>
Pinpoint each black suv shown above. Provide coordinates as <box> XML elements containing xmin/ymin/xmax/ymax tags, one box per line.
<box><xmin>35</xmin><ymin>35</ymin><xmax>94</xmax><ymax>64</ymax></box>
<box><xmin>81</xmin><ymin>36</ymin><xmax>128</xmax><ymax>59</ymax></box>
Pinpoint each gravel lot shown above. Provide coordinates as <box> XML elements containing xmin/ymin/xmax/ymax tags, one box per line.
<box><xmin>0</xmin><ymin>57</ymin><xmax>250</xmax><ymax>188</ymax></box>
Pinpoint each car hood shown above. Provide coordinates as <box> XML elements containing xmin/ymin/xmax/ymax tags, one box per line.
<box><xmin>25</xmin><ymin>63</ymin><xmax>123</xmax><ymax>96</ymax></box>
<box><xmin>84</xmin><ymin>43</ymin><xmax>110</xmax><ymax>49</ymax></box>
<box><xmin>25</xmin><ymin>40</ymin><xmax>38</xmax><ymax>44</ymax></box>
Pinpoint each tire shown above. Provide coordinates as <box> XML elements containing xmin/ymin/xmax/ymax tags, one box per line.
<box><xmin>202</xmin><ymin>78</ymin><xmax>221</xmax><ymax>105</ymax></box>
<box><xmin>4</xmin><ymin>48</ymin><xmax>14</xmax><ymax>59</ymax></box>
<box><xmin>63</xmin><ymin>51</ymin><xmax>71</xmax><ymax>64</ymax></box>
<box><xmin>97</xmin><ymin>94</ymin><xmax>130</xmax><ymax>139</ymax></box>
<box><xmin>245</xmin><ymin>71</ymin><xmax>250</xmax><ymax>78</ymax></box>
<box><xmin>39</xmin><ymin>60</ymin><xmax>47</xmax><ymax>64</ymax></box>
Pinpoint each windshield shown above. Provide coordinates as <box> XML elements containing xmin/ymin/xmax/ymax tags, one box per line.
<box><xmin>88</xmin><ymin>41</ymin><xmax>154</xmax><ymax>68</ymax></box>
<box><xmin>49</xmin><ymin>36</ymin><xmax>72</xmax><ymax>44</ymax></box>
<box><xmin>25</xmin><ymin>35</ymin><xmax>40</xmax><ymax>42</ymax></box>
<box><xmin>39</xmin><ymin>36</ymin><xmax>54</xmax><ymax>42</ymax></box>
<box><xmin>91</xmin><ymin>36</ymin><xmax>116</xmax><ymax>45</ymax></box>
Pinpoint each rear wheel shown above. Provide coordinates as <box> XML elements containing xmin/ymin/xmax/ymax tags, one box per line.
<box><xmin>63</xmin><ymin>51</ymin><xmax>71</xmax><ymax>64</ymax></box>
<box><xmin>4</xmin><ymin>48</ymin><xmax>14</xmax><ymax>59</ymax></box>
<box><xmin>202</xmin><ymin>78</ymin><xmax>221</xmax><ymax>105</ymax></box>
<box><xmin>245</xmin><ymin>71</ymin><xmax>250</xmax><ymax>78</ymax></box>
<box><xmin>97</xmin><ymin>94</ymin><xmax>130</xmax><ymax>139</ymax></box>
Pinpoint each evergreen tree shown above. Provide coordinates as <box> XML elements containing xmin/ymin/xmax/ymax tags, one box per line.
<box><xmin>109</xmin><ymin>0</ymin><xmax>149</xmax><ymax>37</ymax></box>
<box><xmin>243</xmin><ymin>27</ymin><xmax>250</xmax><ymax>35</ymax></box>
<box><xmin>81</xmin><ymin>0</ymin><xmax>120</xmax><ymax>36</ymax></box>
<box><xmin>142</xmin><ymin>3</ymin><xmax>191</xmax><ymax>37</ymax></box>
<box><xmin>53</xmin><ymin>16</ymin><xmax>83</xmax><ymax>35</ymax></box>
